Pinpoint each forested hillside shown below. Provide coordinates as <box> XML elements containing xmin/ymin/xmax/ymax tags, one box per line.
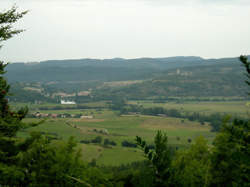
<box><xmin>7</xmin><ymin>57</ymin><xmax>249</xmax><ymax>102</ymax></box>
<box><xmin>94</xmin><ymin>61</ymin><xmax>248</xmax><ymax>99</ymax></box>
<box><xmin>6</xmin><ymin>56</ymin><xmax>246</xmax><ymax>83</ymax></box>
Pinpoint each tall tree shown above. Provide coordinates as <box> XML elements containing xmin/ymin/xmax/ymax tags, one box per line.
<box><xmin>170</xmin><ymin>136</ymin><xmax>211</xmax><ymax>187</ymax></box>
<box><xmin>0</xmin><ymin>8</ymin><xmax>94</xmax><ymax>186</ymax></box>
<box><xmin>136</xmin><ymin>131</ymin><xmax>172</xmax><ymax>186</ymax></box>
<box><xmin>209</xmin><ymin>57</ymin><xmax>250</xmax><ymax>187</ymax></box>
<box><xmin>210</xmin><ymin>118</ymin><xmax>250</xmax><ymax>187</ymax></box>
<box><xmin>0</xmin><ymin>6</ymin><xmax>30</xmax><ymax>185</ymax></box>
<box><xmin>0</xmin><ymin>6</ymin><xmax>27</xmax><ymax>47</ymax></box>
<box><xmin>240</xmin><ymin>55</ymin><xmax>250</xmax><ymax>85</ymax></box>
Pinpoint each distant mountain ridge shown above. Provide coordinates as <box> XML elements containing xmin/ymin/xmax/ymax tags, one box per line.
<box><xmin>6</xmin><ymin>55</ymin><xmax>250</xmax><ymax>101</ymax></box>
<box><xmin>12</xmin><ymin>56</ymin><xmax>205</xmax><ymax>64</ymax></box>
<box><xmin>6</xmin><ymin>55</ymin><xmax>246</xmax><ymax>83</ymax></box>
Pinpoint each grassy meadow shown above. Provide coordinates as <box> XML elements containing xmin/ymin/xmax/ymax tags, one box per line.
<box><xmin>15</xmin><ymin>99</ymin><xmax>247</xmax><ymax>166</ymax></box>
<box><xmin>129</xmin><ymin>100</ymin><xmax>250</xmax><ymax>117</ymax></box>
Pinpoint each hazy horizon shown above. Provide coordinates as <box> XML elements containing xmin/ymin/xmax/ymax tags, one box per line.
<box><xmin>1</xmin><ymin>0</ymin><xmax>250</xmax><ymax>62</ymax></box>
<box><xmin>7</xmin><ymin>54</ymin><xmax>248</xmax><ymax>64</ymax></box>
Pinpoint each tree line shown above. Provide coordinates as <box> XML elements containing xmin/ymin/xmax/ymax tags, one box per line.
<box><xmin>112</xmin><ymin>101</ymin><xmax>234</xmax><ymax>132</ymax></box>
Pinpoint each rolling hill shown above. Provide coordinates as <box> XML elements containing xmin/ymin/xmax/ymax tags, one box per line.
<box><xmin>6</xmin><ymin>56</ymin><xmax>250</xmax><ymax>102</ymax></box>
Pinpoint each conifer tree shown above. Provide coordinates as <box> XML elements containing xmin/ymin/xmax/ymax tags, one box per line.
<box><xmin>136</xmin><ymin>131</ymin><xmax>172</xmax><ymax>187</ymax></box>
<box><xmin>0</xmin><ymin>8</ymin><xmax>90</xmax><ymax>186</ymax></box>
<box><xmin>209</xmin><ymin>57</ymin><xmax>250</xmax><ymax>187</ymax></box>
<box><xmin>0</xmin><ymin>6</ymin><xmax>30</xmax><ymax>184</ymax></box>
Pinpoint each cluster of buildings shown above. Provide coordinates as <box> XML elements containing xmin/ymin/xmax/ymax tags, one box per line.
<box><xmin>30</xmin><ymin>112</ymin><xmax>93</xmax><ymax>119</ymax></box>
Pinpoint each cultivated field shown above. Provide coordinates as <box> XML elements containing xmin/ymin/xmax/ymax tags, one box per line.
<box><xmin>15</xmin><ymin>100</ymin><xmax>247</xmax><ymax>166</ymax></box>
<box><xmin>129</xmin><ymin>100</ymin><xmax>250</xmax><ymax>117</ymax></box>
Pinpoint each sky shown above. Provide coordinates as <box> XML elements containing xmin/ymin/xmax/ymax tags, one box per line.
<box><xmin>0</xmin><ymin>0</ymin><xmax>250</xmax><ymax>62</ymax></box>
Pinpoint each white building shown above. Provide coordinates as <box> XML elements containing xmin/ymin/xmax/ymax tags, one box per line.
<box><xmin>80</xmin><ymin>115</ymin><xmax>93</xmax><ymax>119</ymax></box>
<box><xmin>61</xmin><ymin>100</ymin><xmax>76</xmax><ymax>104</ymax></box>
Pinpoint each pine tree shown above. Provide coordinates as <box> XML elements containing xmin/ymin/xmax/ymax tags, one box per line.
<box><xmin>136</xmin><ymin>131</ymin><xmax>172</xmax><ymax>186</ymax></box>
<box><xmin>209</xmin><ymin>57</ymin><xmax>250</xmax><ymax>187</ymax></box>
<box><xmin>240</xmin><ymin>55</ymin><xmax>250</xmax><ymax>94</ymax></box>
<box><xmin>0</xmin><ymin>8</ymin><xmax>90</xmax><ymax>186</ymax></box>
<box><xmin>0</xmin><ymin>6</ymin><xmax>27</xmax><ymax>45</ymax></box>
<box><xmin>0</xmin><ymin>6</ymin><xmax>30</xmax><ymax>185</ymax></box>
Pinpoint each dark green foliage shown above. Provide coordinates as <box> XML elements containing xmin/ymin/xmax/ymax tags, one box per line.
<box><xmin>4</xmin><ymin>56</ymin><xmax>249</xmax><ymax>102</ymax></box>
<box><xmin>240</xmin><ymin>55</ymin><xmax>250</xmax><ymax>93</ymax></box>
<box><xmin>210</xmin><ymin>119</ymin><xmax>250</xmax><ymax>187</ymax></box>
<box><xmin>109</xmin><ymin>140</ymin><xmax>116</xmax><ymax>146</ymax></box>
<box><xmin>121</xmin><ymin>140</ymin><xmax>137</xmax><ymax>148</ymax></box>
<box><xmin>92</xmin><ymin>60</ymin><xmax>248</xmax><ymax>100</ymax></box>
<box><xmin>0</xmin><ymin>7</ymin><xmax>34</xmax><ymax>184</ymax></box>
<box><xmin>110</xmin><ymin>97</ymin><xmax>127</xmax><ymax>111</ymax></box>
<box><xmin>80</xmin><ymin>140</ymin><xmax>91</xmax><ymax>144</ymax></box>
<box><xmin>0</xmin><ymin>60</ymin><xmax>89</xmax><ymax>185</ymax></box>
<box><xmin>100</xmin><ymin>161</ymin><xmax>154</xmax><ymax>187</ymax></box>
<box><xmin>207</xmin><ymin>56</ymin><xmax>250</xmax><ymax>187</ymax></box>
<box><xmin>0</xmin><ymin>7</ymin><xmax>102</xmax><ymax>186</ymax></box>
<box><xmin>136</xmin><ymin>131</ymin><xmax>172</xmax><ymax>186</ymax></box>
<box><xmin>170</xmin><ymin>137</ymin><xmax>211</xmax><ymax>187</ymax></box>
<box><xmin>91</xmin><ymin>136</ymin><xmax>102</xmax><ymax>144</ymax></box>
<box><xmin>0</xmin><ymin>6</ymin><xmax>27</xmax><ymax>47</ymax></box>
<box><xmin>104</xmin><ymin>138</ymin><xmax>109</xmax><ymax>146</ymax></box>
<box><xmin>104</xmin><ymin>138</ymin><xmax>116</xmax><ymax>146</ymax></box>
<box><xmin>82</xmin><ymin>166</ymin><xmax>113</xmax><ymax>187</ymax></box>
<box><xmin>8</xmin><ymin>83</ymin><xmax>56</xmax><ymax>103</ymax></box>
<box><xmin>18</xmin><ymin>135</ymin><xmax>86</xmax><ymax>186</ymax></box>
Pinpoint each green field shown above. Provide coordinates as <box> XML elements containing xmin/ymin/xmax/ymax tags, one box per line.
<box><xmin>15</xmin><ymin>100</ymin><xmax>247</xmax><ymax>166</ymax></box>
<box><xmin>129</xmin><ymin>100</ymin><xmax>250</xmax><ymax>117</ymax></box>
<box><xmin>19</xmin><ymin>113</ymin><xmax>214</xmax><ymax>166</ymax></box>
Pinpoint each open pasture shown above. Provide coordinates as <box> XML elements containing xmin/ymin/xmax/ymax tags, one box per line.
<box><xmin>130</xmin><ymin>100</ymin><xmax>249</xmax><ymax>117</ymax></box>
<box><xmin>20</xmin><ymin>111</ymin><xmax>215</xmax><ymax>166</ymax></box>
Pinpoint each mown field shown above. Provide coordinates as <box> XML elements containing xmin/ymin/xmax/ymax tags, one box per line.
<box><xmin>129</xmin><ymin>100</ymin><xmax>250</xmax><ymax>117</ymax></box>
<box><xmin>14</xmin><ymin>100</ymin><xmax>248</xmax><ymax>166</ymax></box>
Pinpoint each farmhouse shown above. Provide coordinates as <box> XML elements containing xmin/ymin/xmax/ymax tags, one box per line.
<box><xmin>34</xmin><ymin>112</ymin><xmax>49</xmax><ymax>118</ymax></box>
<box><xmin>51</xmin><ymin>114</ymin><xmax>58</xmax><ymax>118</ymax></box>
<box><xmin>61</xmin><ymin>100</ymin><xmax>76</xmax><ymax>104</ymax></box>
<box><xmin>80</xmin><ymin>115</ymin><xmax>93</xmax><ymax>119</ymax></box>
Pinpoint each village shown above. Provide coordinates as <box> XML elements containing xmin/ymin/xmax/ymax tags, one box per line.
<box><xmin>29</xmin><ymin>112</ymin><xmax>94</xmax><ymax>119</ymax></box>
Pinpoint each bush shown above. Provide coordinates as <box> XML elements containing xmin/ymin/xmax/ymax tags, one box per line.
<box><xmin>91</xmin><ymin>136</ymin><xmax>102</xmax><ymax>144</ymax></box>
<box><xmin>121</xmin><ymin>140</ymin><xmax>137</xmax><ymax>148</ymax></box>
<box><xmin>104</xmin><ymin>138</ymin><xmax>110</xmax><ymax>146</ymax></box>
<box><xmin>110</xmin><ymin>141</ymin><xmax>117</xmax><ymax>146</ymax></box>
<box><xmin>104</xmin><ymin>139</ymin><xmax>117</xmax><ymax>146</ymax></box>
<box><xmin>80</xmin><ymin>140</ymin><xmax>90</xmax><ymax>144</ymax></box>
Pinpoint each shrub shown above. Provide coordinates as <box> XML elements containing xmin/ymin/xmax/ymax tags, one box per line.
<box><xmin>121</xmin><ymin>140</ymin><xmax>137</xmax><ymax>148</ymax></box>
<box><xmin>80</xmin><ymin>140</ymin><xmax>90</xmax><ymax>144</ymax></box>
<box><xmin>104</xmin><ymin>139</ymin><xmax>117</xmax><ymax>146</ymax></box>
<box><xmin>91</xmin><ymin>136</ymin><xmax>102</xmax><ymax>144</ymax></box>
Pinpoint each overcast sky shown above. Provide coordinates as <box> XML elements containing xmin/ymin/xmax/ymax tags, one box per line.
<box><xmin>0</xmin><ymin>0</ymin><xmax>250</xmax><ymax>62</ymax></box>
